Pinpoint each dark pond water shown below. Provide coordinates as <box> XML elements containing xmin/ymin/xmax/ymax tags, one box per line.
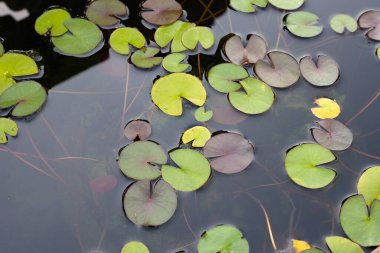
<box><xmin>0</xmin><ymin>0</ymin><xmax>380</xmax><ymax>252</ymax></box>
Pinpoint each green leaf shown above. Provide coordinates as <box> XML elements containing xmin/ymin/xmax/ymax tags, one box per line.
<box><xmin>151</xmin><ymin>73</ymin><xmax>207</xmax><ymax>116</ymax></box>
<box><xmin>0</xmin><ymin>76</ymin><xmax>15</xmax><ymax>95</ymax></box>
<box><xmin>182</xmin><ymin>126</ymin><xmax>211</xmax><ymax>147</ymax></box>
<box><xmin>377</xmin><ymin>46</ymin><xmax>380</xmax><ymax>61</ymax></box>
<box><xmin>110</xmin><ymin>27</ymin><xmax>146</xmax><ymax>55</ymax></box>
<box><xmin>197</xmin><ymin>225</ymin><xmax>249</xmax><ymax>253</ymax></box>
<box><xmin>162</xmin><ymin>53</ymin><xmax>190</xmax><ymax>73</ymax></box>
<box><xmin>121</xmin><ymin>241</ymin><xmax>150</xmax><ymax>253</ymax></box>
<box><xmin>0</xmin><ymin>42</ymin><xmax>4</xmax><ymax>56</ymax></box>
<box><xmin>340</xmin><ymin>195</ymin><xmax>380</xmax><ymax>247</ymax></box>
<box><xmin>131</xmin><ymin>47</ymin><xmax>163</xmax><ymax>69</ymax></box>
<box><xmin>0</xmin><ymin>52</ymin><xmax>39</xmax><ymax>78</ymax></box>
<box><xmin>0</xmin><ymin>81</ymin><xmax>47</xmax><ymax>117</ymax></box>
<box><xmin>330</xmin><ymin>14</ymin><xmax>358</xmax><ymax>34</ymax></box>
<box><xmin>302</xmin><ymin>249</ymin><xmax>325</xmax><ymax>253</ymax></box>
<box><xmin>182</xmin><ymin>26</ymin><xmax>215</xmax><ymax>50</ymax></box>
<box><xmin>85</xmin><ymin>0</ymin><xmax>127</xmax><ymax>27</ymax></box>
<box><xmin>0</xmin><ymin>118</ymin><xmax>18</xmax><ymax>144</ymax></box>
<box><xmin>229</xmin><ymin>0</ymin><xmax>268</xmax><ymax>13</ymax></box>
<box><xmin>52</xmin><ymin>18</ymin><xmax>103</xmax><ymax>55</ymax></box>
<box><xmin>162</xmin><ymin>149</ymin><xmax>211</xmax><ymax>191</ymax></box>
<box><xmin>285</xmin><ymin>11</ymin><xmax>324</xmax><ymax>38</ymax></box>
<box><xmin>357</xmin><ymin>166</ymin><xmax>380</xmax><ymax>206</ymax></box>
<box><xmin>194</xmin><ymin>106</ymin><xmax>213</xmax><ymax>122</ymax></box>
<box><xmin>325</xmin><ymin>236</ymin><xmax>364</xmax><ymax>253</ymax></box>
<box><xmin>300</xmin><ymin>55</ymin><xmax>340</xmax><ymax>87</ymax></box>
<box><xmin>268</xmin><ymin>0</ymin><xmax>304</xmax><ymax>10</ymax></box>
<box><xmin>228</xmin><ymin>77</ymin><xmax>275</xmax><ymax>115</ymax></box>
<box><xmin>207</xmin><ymin>63</ymin><xmax>249</xmax><ymax>93</ymax></box>
<box><xmin>154</xmin><ymin>21</ymin><xmax>194</xmax><ymax>52</ymax></box>
<box><xmin>285</xmin><ymin>143</ymin><xmax>336</xmax><ymax>189</ymax></box>
<box><xmin>34</xmin><ymin>8</ymin><xmax>71</xmax><ymax>36</ymax></box>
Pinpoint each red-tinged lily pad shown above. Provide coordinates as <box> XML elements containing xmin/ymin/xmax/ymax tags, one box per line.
<box><xmin>85</xmin><ymin>0</ymin><xmax>128</xmax><ymax>27</ymax></box>
<box><xmin>141</xmin><ymin>0</ymin><xmax>183</xmax><ymax>26</ymax></box>
<box><xmin>203</xmin><ymin>132</ymin><xmax>254</xmax><ymax>174</ymax></box>
<box><xmin>123</xmin><ymin>180</ymin><xmax>177</xmax><ymax>226</ymax></box>
<box><xmin>311</xmin><ymin>119</ymin><xmax>353</xmax><ymax>151</ymax></box>
<box><xmin>90</xmin><ymin>175</ymin><xmax>117</xmax><ymax>193</ymax></box>
<box><xmin>300</xmin><ymin>55</ymin><xmax>340</xmax><ymax>87</ymax></box>
<box><xmin>358</xmin><ymin>10</ymin><xmax>380</xmax><ymax>41</ymax></box>
<box><xmin>124</xmin><ymin>119</ymin><xmax>152</xmax><ymax>141</ymax></box>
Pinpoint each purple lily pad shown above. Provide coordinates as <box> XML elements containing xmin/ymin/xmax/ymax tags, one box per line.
<box><xmin>358</xmin><ymin>10</ymin><xmax>380</xmax><ymax>41</ymax></box>
<box><xmin>141</xmin><ymin>0</ymin><xmax>183</xmax><ymax>25</ymax></box>
<box><xmin>300</xmin><ymin>55</ymin><xmax>340</xmax><ymax>87</ymax></box>
<box><xmin>85</xmin><ymin>0</ymin><xmax>128</xmax><ymax>27</ymax></box>
<box><xmin>90</xmin><ymin>175</ymin><xmax>117</xmax><ymax>193</ymax></box>
<box><xmin>124</xmin><ymin>119</ymin><xmax>152</xmax><ymax>141</ymax></box>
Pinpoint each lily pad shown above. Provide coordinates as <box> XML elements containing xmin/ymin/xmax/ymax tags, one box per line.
<box><xmin>291</xmin><ymin>240</ymin><xmax>311</xmax><ymax>253</ymax></box>
<box><xmin>340</xmin><ymin>195</ymin><xmax>380</xmax><ymax>247</ymax></box>
<box><xmin>154</xmin><ymin>21</ymin><xmax>195</xmax><ymax>52</ymax></box>
<box><xmin>229</xmin><ymin>0</ymin><xmax>268</xmax><ymax>13</ymax></box>
<box><xmin>268</xmin><ymin>0</ymin><xmax>304</xmax><ymax>10</ymax></box>
<box><xmin>0</xmin><ymin>42</ymin><xmax>4</xmax><ymax>56</ymax></box>
<box><xmin>254</xmin><ymin>51</ymin><xmax>300</xmax><ymax>88</ymax></box>
<box><xmin>285</xmin><ymin>11</ymin><xmax>324</xmax><ymax>38</ymax></box>
<box><xmin>34</xmin><ymin>8</ymin><xmax>71</xmax><ymax>36</ymax></box>
<box><xmin>182</xmin><ymin>27</ymin><xmax>215</xmax><ymax>50</ymax></box>
<box><xmin>123</xmin><ymin>180</ymin><xmax>177</xmax><ymax>226</ymax></box>
<box><xmin>302</xmin><ymin>249</ymin><xmax>325</xmax><ymax>253</ymax></box>
<box><xmin>357</xmin><ymin>166</ymin><xmax>380</xmax><ymax>206</ymax></box>
<box><xmin>207</xmin><ymin>63</ymin><xmax>249</xmax><ymax>93</ymax></box>
<box><xmin>151</xmin><ymin>73</ymin><xmax>207</xmax><ymax>116</ymax></box>
<box><xmin>377</xmin><ymin>46</ymin><xmax>380</xmax><ymax>61</ymax></box>
<box><xmin>0</xmin><ymin>118</ymin><xmax>18</xmax><ymax>144</ymax></box>
<box><xmin>0</xmin><ymin>76</ymin><xmax>15</xmax><ymax>95</ymax></box>
<box><xmin>85</xmin><ymin>0</ymin><xmax>128</xmax><ymax>27</ymax></box>
<box><xmin>358</xmin><ymin>10</ymin><xmax>380</xmax><ymax>41</ymax></box>
<box><xmin>325</xmin><ymin>236</ymin><xmax>364</xmax><ymax>253</ymax></box>
<box><xmin>110</xmin><ymin>27</ymin><xmax>146</xmax><ymax>55</ymax></box>
<box><xmin>124</xmin><ymin>119</ymin><xmax>152</xmax><ymax>141</ymax></box>
<box><xmin>300</xmin><ymin>55</ymin><xmax>340</xmax><ymax>86</ymax></box>
<box><xmin>311</xmin><ymin>98</ymin><xmax>341</xmax><ymax>119</ymax></box>
<box><xmin>311</xmin><ymin>119</ymin><xmax>353</xmax><ymax>151</ymax></box>
<box><xmin>90</xmin><ymin>175</ymin><xmax>117</xmax><ymax>193</ymax></box>
<box><xmin>330</xmin><ymin>14</ymin><xmax>358</xmax><ymax>34</ymax></box>
<box><xmin>228</xmin><ymin>77</ymin><xmax>275</xmax><ymax>115</ymax></box>
<box><xmin>285</xmin><ymin>143</ymin><xmax>336</xmax><ymax>189</ymax></box>
<box><xmin>51</xmin><ymin>18</ymin><xmax>103</xmax><ymax>55</ymax></box>
<box><xmin>223</xmin><ymin>34</ymin><xmax>267</xmax><ymax>65</ymax></box>
<box><xmin>141</xmin><ymin>0</ymin><xmax>183</xmax><ymax>25</ymax></box>
<box><xmin>203</xmin><ymin>132</ymin><xmax>254</xmax><ymax>174</ymax></box>
<box><xmin>162</xmin><ymin>149</ymin><xmax>211</xmax><ymax>191</ymax></box>
<box><xmin>197</xmin><ymin>224</ymin><xmax>249</xmax><ymax>253</ymax></box>
<box><xmin>194</xmin><ymin>106</ymin><xmax>213</xmax><ymax>122</ymax></box>
<box><xmin>121</xmin><ymin>241</ymin><xmax>150</xmax><ymax>253</ymax></box>
<box><xmin>162</xmin><ymin>53</ymin><xmax>190</xmax><ymax>73</ymax></box>
<box><xmin>131</xmin><ymin>47</ymin><xmax>163</xmax><ymax>69</ymax></box>
<box><xmin>0</xmin><ymin>81</ymin><xmax>47</xmax><ymax>117</ymax></box>
<box><xmin>0</xmin><ymin>52</ymin><xmax>39</xmax><ymax>78</ymax></box>
<box><xmin>182</xmin><ymin>126</ymin><xmax>211</xmax><ymax>147</ymax></box>
<box><xmin>118</xmin><ymin>141</ymin><xmax>167</xmax><ymax>180</ymax></box>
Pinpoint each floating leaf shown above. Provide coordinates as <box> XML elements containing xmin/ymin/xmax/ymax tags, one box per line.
<box><xmin>293</xmin><ymin>239</ymin><xmax>312</xmax><ymax>253</ymax></box>
<box><xmin>124</xmin><ymin>119</ymin><xmax>152</xmax><ymax>141</ymax></box>
<box><xmin>0</xmin><ymin>118</ymin><xmax>18</xmax><ymax>144</ymax></box>
<box><xmin>254</xmin><ymin>51</ymin><xmax>300</xmax><ymax>88</ymax></box>
<box><xmin>0</xmin><ymin>42</ymin><xmax>4</xmax><ymax>56</ymax></box>
<box><xmin>110</xmin><ymin>27</ymin><xmax>146</xmax><ymax>55</ymax></box>
<box><xmin>34</xmin><ymin>8</ymin><xmax>71</xmax><ymax>36</ymax></box>
<box><xmin>0</xmin><ymin>76</ymin><xmax>15</xmax><ymax>95</ymax></box>
<box><xmin>358</xmin><ymin>10</ymin><xmax>380</xmax><ymax>41</ymax></box>
<box><xmin>340</xmin><ymin>195</ymin><xmax>380</xmax><ymax>247</ymax></box>
<box><xmin>141</xmin><ymin>0</ymin><xmax>183</xmax><ymax>25</ymax></box>
<box><xmin>85</xmin><ymin>0</ymin><xmax>127</xmax><ymax>27</ymax></box>
<box><xmin>311</xmin><ymin>98</ymin><xmax>341</xmax><ymax>119</ymax></box>
<box><xmin>377</xmin><ymin>46</ymin><xmax>380</xmax><ymax>61</ymax></box>
<box><xmin>123</xmin><ymin>180</ymin><xmax>177</xmax><ymax>226</ymax></box>
<box><xmin>162</xmin><ymin>149</ymin><xmax>211</xmax><ymax>191</ymax></box>
<box><xmin>300</xmin><ymin>55</ymin><xmax>340</xmax><ymax>86</ymax></box>
<box><xmin>182</xmin><ymin>27</ymin><xmax>215</xmax><ymax>50</ymax></box>
<box><xmin>285</xmin><ymin>11</ymin><xmax>323</xmax><ymax>38</ymax></box>
<box><xmin>223</xmin><ymin>34</ymin><xmax>267</xmax><ymax>65</ymax></box>
<box><xmin>121</xmin><ymin>241</ymin><xmax>150</xmax><ymax>253</ymax></box>
<box><xmin>203</xmin><ymin>132</ymin><xmax>254</xmax><ymax>174</ymax></box>
<box><xmin>357</xmin><ymin>166</ymin><xmax>380</xmax><ymax>206</ymax></box>
<box><xmin>0</xmin><ymin>52</ymin><xmax>39</xmax><ymax>78</ymax></box>
<box><xmin>90</xmin><ymin>175</ymin><xmax>117</xmax><ymax>193</ymax></box>
<box><xmin>131</xmin><ymin>47</ymin><xmax>163</xmax><ymax>69</ymax></box>
<box><xmin>194</xmin><ymin>106</ymin><xmax>213</xmax><ymax>122</ymax></box>
<box><xmin>182</xmin><ymin>126</ymin><xmax>211</xmax><ymax>147</ymax></box>
<box><xmin>154</xmin><ymin>21</ymin><xmax>194</xmax><ymax>52</ymax></box>
<box><xmin>229</xmin><ymin>0</ymin><xmax>268</xmax><ymax>13</ymax></box>
<box><xmin>302</xmin><ymin>249</ymin><xmax>325</xmax><ymax>253</ymax></box>
<box><xmin>52</xmin><ymin>18</ymin><xmax>103</xmax><ymax>55</ymax></box>
<box><xmin>268</xmin><ymin>0</ymin><xmax>304</xmax><ymax>10</ymax></box>
<box><xmin>285</xmin><ymin>143</ymin><xmax>336</xmax><ymax>189</ymax></box>
<box><xmin>151</xmin><ymin>73</ymin><xmax>206</xmax><ymax>116</ymax></box>
<box><xmin>0</xmin><ymin>81</ymin><xmax>47</xmax><ymax>117</ymax></box>
<box><xmin>330</xmin><ymin>14</ymin><xmax>358</xmax><ymax>34</ymax></box>
<box><xmin>325</xmin><ymin>236</ymin><xmax>364</xmax><ymax>253</ymax></box>
<box><xmin>228</xmin><ymin>77</ymin><xmax>275</xmax><ymax>115</ymax></box>
<box><xmin>118</xmin><ymin>141</ymin><xmax>167</xmax><ymax>180</ymax></box>
<box><xmin>197</xmin><ymin>225</ymin><xmax>249</xmax><ymax>253</ymax></box>
<box><xmin>162</xmin><ymin>53</ymin><xmax>190</xmax><ymax>73</ymax></box>
<box><xmin>311</xmin><ymin>119</ymin><xmax>353</xmax><ymax>151</ymax></box>
<box><xmin>207</xmin><ymin>63</ymin><xmax>249</xmax><ymax>93</ymax></box>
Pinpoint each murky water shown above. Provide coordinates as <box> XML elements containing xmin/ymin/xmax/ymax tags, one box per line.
<box><xmin>0</xmin><ymin>0</ymin><xmax>379</xmax><ymax>252</ymax></box>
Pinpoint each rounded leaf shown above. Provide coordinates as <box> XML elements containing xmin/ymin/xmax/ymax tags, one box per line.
<box><xmin>358</xmin><ymin>10</ymin><xmax>380</xmax><ymax>41</ymax></box>
<box><xmin>121</xmin><ymin>241</ymin><xmax>150</xmax><ymax>253</ymax></box>
<box><xmin>141</xmin><ymin>0</ymin><xmax>183</xmax><ymax>25</ymax></box>
<box><xmin>124</xmin><ymin>119</ymin><xmax>152</xmax><ymax>141</ymax></box>
<box><xmin>229</xmin><ymin>0</ymin><xmax>269</xmax><ymax>13</ymax></box>
<box><xmin>268</xmin><ymin>0</ymin><xmax>304</xmax><ymax>10</ymax></box>
<box><xmin>285</xmin><ymin>11</ymin><xmax>323</xmax><ymax>38</ymax></box>
<box><xmin>86</xmin><ymin>0</ymin><xmax>128</xmax><ymax>27</ymax></box>
<box><xmin>357</xmin><ymin>166</ymin><xmax>380</xmax><ymax>206</ymax></box>
<box><xmin>0</xmin><ymin>52</ymin><xmax>38</xmax><ymax>78</ymax></box>
<box><xmin>34</xmin><ymin>8</ymin><xmax>71</xmax><ymax>36</ymax></box>
<box><xmin>154</xmin><ymin>21</ymin><xmax>194</xmax><ymax>52</ymax></box>
<box><xmin>311</xmin><ymin>98</ymin><xmax>341</xmax><ymax>119</ymax></box>
<box><xmin>182</xmin><ymin>126</ymin><xmax>211</xmax><ymax>147</ymax></box>
<box><xmin>300</xmin><ymin>55</ymin><xmax>340</xmax><ymax>87</ymax></box>
<box><xmin>0</xmin><ymin>118</ymin><xmax>18</xmax><ymax>144</ymax></box>
<box><xmin>162</xmin><ymin>53</ymin><xmax>190</xmax><ymax>73</ymax></box>
<box><xmin>330</xmin><ymin>14</ymin><xmax>358</xmax><ymax>34</ymax></box>
<box><xmin>110</xmin><ymin>27</ymin><xmax>146</xmax><ymax>55</ymax></box>
<box><xmin>182</xmin><ymin>27</ymin><xmax>215</xmax><ymax>50</ymax></box>
<box><xmin>325</xmin><ymin>236</ymin><xmax>364</xmax><ymax>253</ymax></box>
<box><xmin>131</xmin><ymin>47</ymin><xmax>163</xmax><ymax>69</ymax></box>
<box><xmin>207</xmin><ymin>63</ymin><xmax>249</xmax><ymax>93</ymax></box>
<box><xmin>194</xmin><ymin>106</ymin><xmax>213</xmax><ymax>122</ymax></box>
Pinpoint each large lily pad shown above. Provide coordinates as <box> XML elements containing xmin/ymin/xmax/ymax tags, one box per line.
<box><xmin>85</xmin><ymin>0</ymin><xmax>128</xmax><ymax>27</ymax></box>
<box><xmin>161</xmin><ymin>149</ymin><xmax>211</xmax><ymax>192</ymax></box>
<box><xmin>162</xmin><ymin>53</ymin><xmax>190</xmax><ymax>73</ymax></box>
<box><xmin>154</xmin><ymin>21</ymin><xmax>195</xmax><ymax>52</ymax></box>
<box><xmin>330</xmin><ymin>14</ymin><xmax>358</xmax><ymax>34</ymax></box>
<box><xmin>124</xmin><ymin>119</ymin><xmax>152</xmax><ymax>141</ymax></box>
<box><xmin>285</xmin><ymin>143</ymin><xmax>336</xmax><ymax>189</ymax></box>
<box><xmin>254</xmin><ymin>51</ymin><xmax>300</xmax><ymax>88</ymax></box>
<box><xmin>300</xmin><ymin>55</ymin><xmax>340</xmax><ymax>87</ymax></box>
<box><xmin>285</xmin><ymin>11</ymin><xmax>324</xmax><ymax>38</ymax></box>
<box><xmin>325</xmin><ymin>236</ymin><xmax>364</xmax><ymax>253</ymax></box>
<box><xmin>182</xmin><ymin>126</ymin><xmax>211</xmax><ymax>147</ymax></box>
<box><xmin>110</xmin><ymin>27</ymin><xmax>146</xmax><ymax>55</ymax></box>
<box><xmin>229</xmin><ymin>0</ymin><xmax>268</xmax><ymax>13</ymax></box>
<box><xmin>197</xmin><ymin>224</ymin><xmax>249</xmax><ymax>253</ymax></box>
<box><xmin>0</xmin><ymin>52</ymin><xmax>39</xmax><ymax>78</ymax></box>
<box><xmin>182</xmin><ymin>27</ymin><xmax>215</xmax><ymax>50</ymax></box>
<box><xmin>151</xmin><ymin>73</ymin><xmax>207</xmax><ymax>116</ymax></box>
<box><xmin>34</xmin><ymin>8</ymin><xmax>71</xmax><ymax>36</ymax></box>
<box><xmin>131</xmin><ymin>47</ymin><xmax>163</xmax><ymax>69</ymax></box>
<box><xmin>141</xmin><ymin>0</ymin><xmax>183</xmax><ymax>25</ymax></box>
<box><xmin>207</xmin><ymin>63</ymin><xmax>249</xmax><ymax>93</ymax></box>
<box><xmin>311</xmin><ymin>98</ymin><xmax>341</xmax><ymax>119</ymax></box>
<box><xmin>357</xmin><ymin>166</ymin><xmax>380</xmax><ymax>206</ymax></box>
<box><xmin>358</xmin><ymin>10</ymin><xmax>380</xmax><ymax>41</ymax></box>
<box><xmin>340</xmin><ymin>195</ymin><xmax>380</xmax><ymax>247</ymax></box>
<box><xmin>268</xmin><ymin>0</ymin><xmax>304</xmax><ymax>10</ymax></box>
<box><xmin>0</xmin><ymin>118</ymin><xmax>18</xmax><ymax>144</ymax></box>
<box><xmin>203</xmin><ymin>132</ymin><xmax>254</xmax><ymax>174</ymax></box>
<box><xmin>0</xmin><ymin>76</ymin><xmax>15</xmax><ymax>95</ymax></box>
<box><xmin>123</xmin><ymin>180</ymin><xmax>177</xmax><ymax>226</ymax></box>
<box><xmin>118</xmin><ymin>141</ymin><xmax>167</xmax><ymax>180</ymax></box>
<box><xmin>121</xmin><ymin>241</ymin><xmax>150</xmax><ymax>253</ymax></box>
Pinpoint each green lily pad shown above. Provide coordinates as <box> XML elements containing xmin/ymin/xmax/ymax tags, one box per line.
<box><xmin>131</xmin><ymin>47</ymin><xmax>163</xmax><ymax>69</ymax></box>
<box><xmin>154</xmin><ymin>21</ymin><xmax>195</xmax><ymax>52</ymax></box>
<box><xmin>85</xmin><ymin>0</ymin><xmax>128</xmax><ymax>27</ymax></box>
<box><xmin>302</xmin><ymin>249</ymin><xmax>325</xmax><ymax>253</ymax></box>
<box><xmin>0</xmin><ymin>81</ymin><xmax>47</xmax><ymax>117</ymax></box>
<box><xmin>300</xmin><ymin>55</ymin><xmax>340</xmax><ymax>87</ymax></box>
<box><xmin>162</xmin><ymin>53</ymin><xmax>190</xmax><ymax>73</ymax></box>
<box><xmin>377</xmin><ymin>46</ymin><xmax>380</xmax><ymax>61</ymax></box>
<box><xmin>151</xmin><ymin>73</ymin><xmax>207</xmax><ymax>116</ymax></box>
<box><xmin>0</xmin><ymin>42</ymin><xmax>4</xmax><ymax>56</ymax></box>
<box><xmin>197</xmin><ymin>225</ymin><xmax>249</xmax><ymax>253</ymax></box>
<box><xmin>229</xmin><ymin>0</ymin><xmax>268</xmax><ymax>13</ymax></box>
<box><xmin>123</xmin><ymin>180</ymin><xmax>177</xmax><ymax>226</ymax></box>
<box><xmin>285</xmin><ymin>143</ymin><xmax>336</xmax><ymax>189</ymax></box>
<box><xmin>207</xmin><ymin>63</ymin><xmax>249</xmax><ymax>93</ymax></box>
<box><xmin>357</xmin><ymin>166</ymin><xmax>380</xmax><ymax>206</ymax></box>
<box><xmin>0</xmin><ymin>118</ymin><xmax>18</xmax><ymax>144</ymax></box>
<box><xmin>330</xmin><ymin>14</ymin><xmax>358</xmax><ymax>34</ymax></box>
<box><xmin>268</xmin><ymin>0</ymin><xmax>304</xmax><ymax>10</ymax></box>
<box><xmin>121</xmin><ymin>241</ymin><xmax>150</xmax><ymax>253</ymax></box>
<box><xmin>340</xmin><ymin>195</ymin><xmax>380</xmax><ymax>247</ymax></box>
<box><xmin>325</xmin><ymin>236</ymin><xmax>364</xmax><ymax>253</ymax></box>
<box><xmin>141</xmin><ymin>0</ymin><xmax>183</xmax><ymax>25</ymax></box>
<box><xmin>118</xmin><ymin>141</ymin><xmax>167</xmax><ymax>180</ymax></box>
<box><xmin>358</xmin><ymin>10</ymin><xmax>380</xmax><ymax>41</ymax></box>
<box><xmin>0</xmin><ymin>76</ymin><xmax>15</xmax><ymax>95</ymax></box>
<box><xmin>285</xmin><ymin>11</ymin><xmax>324</xmax><ymax>38</ymax></box>
<box><xmin>162</xmin><ymin>149</ymin><xmax>211</xmax><ymax>192</ymax></box>
<box><xmin>182</xmin><ymin>126</ymin><xmax>211</xmax><ymax>147</ymax></box>
<box><xmin>34</xmin><ymin>8</ymin><xmax>71</xmax><ymax>36</ymax></box>
<box><xmin>194</xmin><ymin>106</ymin><xmax>213</xmax><ymax>122</ymax></box>
<box><xmin>182</xmin><ymin>26</ymin><xmax>215</xmax><ymax>50</ymax></box>
<box><xmin>51</xmin><ymin>18</ymin><xmax>103</xmax><ymax>55</ymax></box>
<box><xmin>110</xmin><ymin>27</ymin><xmax>146</xmax><ymax>55</ymax></box>
<box><xmin>228</xmin><ymin>77</ymin><xmax>275</xmax><ymax>115</ymax></box>
<box><xmin>124</xmin><ymin>119</ymin><xmax>152</xmax><ymax>141</ymax></box>
<box><xmin>0</xmin><ymin>52</ymin><xmax>39</xmax><ymax>78</ymax></box>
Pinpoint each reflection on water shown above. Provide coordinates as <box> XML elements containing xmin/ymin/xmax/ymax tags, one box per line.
<box><xmin>0</xmin><ymin>0</ymin><xmax>380</xmax><ymax>252</ymax></box>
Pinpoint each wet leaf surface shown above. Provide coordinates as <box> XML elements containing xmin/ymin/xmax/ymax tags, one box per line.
<box><xmin>207</xmin><ymin>63</ymin><xmax>249</xmax><ymax>93</ymax></box>
<box><xmin>300</xmin><ymin>55</ymin><xmax>340</xmax><ymax>87</ymax></box>
<box><xmin>154</xmin><ymin>21</ymin><xmax>194</xmax><ymax>52</ymax></box>
<box><xmin>124</xmin><ymin>119</ymin><xmax>152</xmax><ymax>141</ymax></box>
<box><xmin>330</xmin><ymin>14</ymin><xmax>358</xmax><ymax>34</ymax></box>
<box><xmin>182</xmin><ymin>126</ymin><xmax>211</xmax><ymax>147</ymax></box>
<box><xmin>325</xmin><ymin>236</ymin><xmax>364</xmax><ymax>253</ymax></box>
<box><xmin>311</xmin><ymin>98</ymin><xmax>341</xmax><ymax>119</ymax></box>
<box><xmin>229</xmin><ymin>0</ymin><xmax>268</xmax><ymax>13</ymax></box>
<box><xmin>285</xmin><ymin>11</ymin><xmax>323</xmax><ymax>38</ymax></box>
<box><xmin>34</xmin><ymin>8</ymin><xmax>71</xmax><ymax>36</ymax></box>
<box><xmin>0</xmin><ymin>52</ymin><xmax>38</xmax><ymax>78</ymax></box>
<box><xmin>0</xmin><ymin>118</ymin><xmax>18</xmax><ymax>144</ymax></box>
<box><xmin>182</xmin><ymin>26</ymin><xmax>215</xmax><ymax>50</ymax></box>
<box><xmin>162</xmin><ymin>53</ymin><xmax>190</xmax><ymax>73</ymax></box>
<box><xmin>85</xmin><ymin>0</ymin><xmax>128</xmax><ymax>27</ymax></box>
<box><xmin>357</xmin><ymin>166</ymin><xmax>380</xmax><ymax>206</ymax></box>
<box><xmin>131</xmin><ymin>47</ymin><xmax>163</xmax><ymax>69</ymax></box>
<box><xmin>141</xmin><ymin>0</ymin><xmax>183</xmax><ymax>25</ymax></box>
<box><xmin>194</xmin><ymin>106</ymin><xmax>213</xmax><ymax>122</ymax></box>
<box><xmin>268</xmin><ymin>0</ymin><xmax>304</xmax><ymax>10</ymax></box>
<box><xmin>110</xmin><ymin>27</ymin><xmax>146</xmax><ymax>55</ymax></box>
<box><xmin>358</xmin><ymin>10</ymin><xmax>380</xmax><ymax>41</ymax></box>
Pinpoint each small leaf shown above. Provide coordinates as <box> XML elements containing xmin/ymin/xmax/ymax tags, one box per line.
<box><xmin>141</xmin><ymin>0</ymin><xmax>183</xmax><ymax>25</ymax></box>
<box><xmin>110</xmin><ymin>27</ymin><xmax>146</xmax><ymax>55</ymax></box>
<box><xmin>268</xmin><ymin>0</ymin><xmax>304</xmax><ymax>10</ymax></box>
<box><xmin>285</xmin><ymin>11</ymin><xmax>324</xmax><ymax>38</ymax></box>
<box><xmin>90</xmin><ymin>175</ymin><xmax>117</xmax><ymax>193</ymax></box>
<box><xmin>358</xmin><ymin>10</ymin><xmax>380</xmax><ymax>41</ymax></box>
<box><xmin>357</xmin><ymin>166</ymin><xmax>380</xmax><ymax>206</ymax></box>
<box><xmin>182</xmin><ymin>126</ymin><xmax>211</xmax><ymax>147</ymax></box>
<box><xmin>182</xmin><ymin>26</ymin><xmax>215</xmax><ymax>50</ymax></box>
<box><xmin>325</xmin><ymin>236</ymin><xmax>364</xmax><ymax>253</ymax></box>
<box><xmin>85</xmin><ymin>0</ymin><xmax>128</xmax><ymax>27</ymax></box>
<box><xmin>154</xmin><ymin>21</ymin><xmax>195</xmax><ymax>52</ymax></box>
<box><xmin>162</xmin><ymin>53</ymin><xmax>190</xmax><ymax>73</ymax></box>
<box><xmin>0</xmin><ymin>118</ymin><xmax>18</xmax><ymax>144</ymax></box>
<box><xmin>311</xmin><ymin>98</ymin><xmax>341</xmax><ymax>119</ymax></box>
<box><xmin>229</xmin><ymin>0</ymin><xmax>268</xmax><ymax>13</ymax></box>
<box><xmin>131</xmin><ymin>47</ymin><xmax>163</xmax><ymax>69</ymax></box>
<box><xmin>301</xmin><ymin>249</ymin><xmax>325</xmax><ymax>253</ymax></box>
<box><xmin>293</xmin><ymin>239</ymin><xmax>312</xmax><ymax>253</ymax></box>
<box><xmin>34</xmin><ymin>8</ymin><xmax>71</xmax><ymax>36</ymax></box>
<box><xmin>330</xmin><ymin>14</ymin><xmax>358</xmax><ymax>34</ymax></box>
<box><xmin>0</xmin><ymin>52</ymin><xmax>39</xmax><ymax>78</ymax></box>
<box><xmin>377</xmin><ymin>46</ymin><xmax>380</xmax><ymax>61</ymax></box>
<box><xmin>124</xmin><ymin>119</ymin><xmax>152</xmax><ymax>141</ymax></box>
<box><xmin>300</xmin><ymin>55</ymin><xmax>340</xmax><ymax>87</ymax></box>
<box><xmin>207</xmin><ymin>63</ymin><xmax>249</xmax><ymax>93</ymax></box>
<box><xmin>121</xmin><ymin>241</ymin><xmax>150</xmax><ymax>253</ymax></box>
<box><xmin>194</xmin><ymin>106</ymin><xmax>213</xmax><ymax>122</ymax></box>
